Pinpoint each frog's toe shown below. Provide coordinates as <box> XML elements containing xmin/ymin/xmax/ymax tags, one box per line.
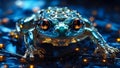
<box><xmin>94</xmin><ymin>47</ymin><xmax>109</xmax><ymax>59</ymax></box>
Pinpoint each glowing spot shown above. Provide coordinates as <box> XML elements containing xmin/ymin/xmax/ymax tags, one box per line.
<box><xmin>4</xmin><ymin>64</ymin><xmax>8</xmax><ymax>68</ymax></box>
<box><xmin>9</xmin><ymin>32</ymin><xmax>15</xmax><ymax>36</ymax></box>
<box><xmin>75</xmin><ymin>47</ymin><xmax>80</xmax><ymax>51</ymax></box>
<box><xmin>71</xmin><ymin>38</ymin><xmax>77</xmax><ymax>43</ymax></box>
<box><xmin>2</xmin><ymin>18</ymin><xmax>9</xmax><ymax>24</ymax></box>
<box><xmin>75</xmin><ymin>25</ymin><xmax>82</xmax><ymax>30</ymax></box>
<box><xmin>83</xmin><ymin>58</ymin><xmax>88</xmax><ymax>63</ymax></box>
<box><xmin>116</xmin><ymin>38</ymin><xmax>120</xmax><ymax>42</ymax></box>
<box><xmin>102</xmin><ymin>59</ymin><xmax>107</xmax><ymax>63</ymax></box>
<box><xmin>89</xmin><ymin>17</ymin><xmax>94</xmax><ymax>22</ymax></box>
<box><xmin>106</xmin><ymin>23</ymin><xmax>112</xmax><ymax>29</ymax></box>
<box><xmin>0</xmin><ymin>44</ymin><xmax>4</xmax><ymax>49</ymax></box>
<box><xmin>14</xmin><ymin>35</ymin><xmax>19</xmax><ymax>38</ymax></box>
<box><xmin>29</xmin><ymin>64</ymin><xmax>34</xmax><ymax>68</ymax></box>
<box><xmin>20</xmin><ymin>58</ymin><xmax>26</xmax><ymax>63</ymax></box>
<box><xmin>93</xmin><ymin>22</ymin><xmax>97</xmax><ymax>27</ymax></box>
<box><xmin>0</xmin><ymin>55</ymin><xmax>4</xmax><ymax>61</ymax></box>
<box><xmin>20</xmin><ymin>24</ymin><xmax>23</xmax><ymax>28</ymax></box>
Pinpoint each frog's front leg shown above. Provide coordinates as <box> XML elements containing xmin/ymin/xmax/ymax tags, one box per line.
<box><xmin>84</xmin><ymin>23</ymin><xmax>119</xmax><ymax>58</ymax></box>
<box><xmin>23</xmin><ymin>31</ymin><xmax>35</xmax><ymax>59</ymax></box>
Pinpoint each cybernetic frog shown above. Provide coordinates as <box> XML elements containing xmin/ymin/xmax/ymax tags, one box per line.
<box><xmin>16</xmin><ymin>7</ymin><xmax>119</xmax><ymax>59</ymax></box>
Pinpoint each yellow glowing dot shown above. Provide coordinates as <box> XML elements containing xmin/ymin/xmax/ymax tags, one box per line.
<box><xmin>41</xmin><ymin>25</ymin><xmax>48</xmax><ymax>30</ymax></box>
<box><xmin>117</xmin><ymin>38</ymin><xmax>120</xmax><ymax>42</ymax></box>
<box><xmin>0</xmin><ymin>55</ymin><xmax>4</xmax><ymax>61</ymax></box>
<box><xmin>102</xmin><ymin>59</ymin><xmax>106</xmax><ymax>63</ymax></box>
<box><xmin>0</xmin><ymin>44</ymin><xmax>4</xmax><ymax>49</ymax></box>
<box><xmin>14</xmin><ymin>35</ymin><xmax>19</xmax><ymax>38</ymax></box>
<box><xmin>75</xmin><ymin>47</ymin><xmax>80</xmax><ymax>51</ymax></box>
<box><xmin>20</xmin><ymin>24</ymin><xmax>23</xmax><ymax>28</ymax></box>
<box><xmin>83</xmin><ymin>58</ymin><xmax>88</xmax><ymax>62</ymax></box>
<box><xmin>29</xmin><ymin>64</ymin><xmax>34</xmax><ymax>68</ymax></box>
<box><xmin>9</xmin><ymin>32</ymin><xmax>14</xmax><ymax>36</ymax></box>
<box><xmin>71</xmin><ymin>38</ymin><xmax>77</xmax><ymax>43</ymax></box>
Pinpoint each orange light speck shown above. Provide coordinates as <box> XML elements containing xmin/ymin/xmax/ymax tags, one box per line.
<box><xmin>83</xmin><ymin>58</ymin><xmax>88</xmax><ymax>63</ymax></box>
<box><xmin>14</xmin><ymin>35</ymin><xmax>19</xmax><ymax>38</ymax></box>
<box><xmin>0</xmin><ymin>44</ymin><xmax>4</xmax><ymax>49</ymax></box>
<box><xmin>116</xmin><ymin>38</ymin><xmax>120</xmax><ymax>42</ymax></box>
<box><xmin>0</xmin><ymin>55</ymin><xmax>4</xmax><ymax>61</ymax></box>
<box><xmin>2</xmin><ymin>18</ymin><xmax>9</xmax><ymax>24</ymax></box>
<box><xmin>75</xmin><ymin>47</ymin><xmax>80</xmax><ymax>51</ymax></box>
<box><xmin>102</xmin><ymin>59</ymin><xmax>106</xmax><ymax>63</ymax></box>
<box><xmin>29</xmin><ymin>64</ymin><xmax>34</xmax><ymax>68</ymax></box>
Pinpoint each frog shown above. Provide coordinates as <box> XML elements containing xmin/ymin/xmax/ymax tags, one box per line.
<box><xmin>15</xmin><ymin>7</ymin><xmax>119</xmax><ymax>59</ymax></box>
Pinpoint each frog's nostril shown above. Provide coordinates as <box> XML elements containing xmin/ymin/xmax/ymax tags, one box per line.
<box><xmin>56</xmin><ymin>27</ymin><xmax>67</xmax><ymax>34</ymax></box>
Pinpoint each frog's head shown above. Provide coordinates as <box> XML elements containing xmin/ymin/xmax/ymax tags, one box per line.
<box><xmin>37</xmin><ymin>7</ymin><xmax>85</xmax><ymax>38</ymax></box>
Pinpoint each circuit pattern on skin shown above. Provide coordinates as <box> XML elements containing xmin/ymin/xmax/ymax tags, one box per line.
<box><xmin>16</xmin><ymin>7</ymin><xmax>119</xmax><ymax>59</ymax></box>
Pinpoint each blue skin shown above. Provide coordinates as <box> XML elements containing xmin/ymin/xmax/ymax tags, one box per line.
<box><xmin>36</xmin><ymin>7</ymin><xmax>85</xmax><ymax>38</ymax></box>
<box><xmin>16</xmin><ymin>7</ymin><xmax>119</xmax><ymax>59</ymax></box>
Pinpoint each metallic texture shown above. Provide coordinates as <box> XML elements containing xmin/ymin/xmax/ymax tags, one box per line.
<box><xmin>16</xmin><ymin>7</ymin><xmax>119</xmax><ymax>59</ymax></box>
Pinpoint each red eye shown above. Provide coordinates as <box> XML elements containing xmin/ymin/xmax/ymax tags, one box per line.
<box><xmin>40</xmin><ymin>19</ymin><xmax>50</xmax><ymax>31</ymax></box>
<box><xmin>72</xmin><ymin>19</ymin><xmax>83</xmax><ymax>30</ymax></box>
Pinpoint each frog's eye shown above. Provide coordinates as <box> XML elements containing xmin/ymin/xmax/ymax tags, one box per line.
<box><xmin>72</xmin><ymin>19</ymin><xmax>83</xmax><ymax>30</ymax></box>
<box><xmin>40</xmin><ymin>19</ymin><xmax>51</xmax><ymax>31</ymax></box>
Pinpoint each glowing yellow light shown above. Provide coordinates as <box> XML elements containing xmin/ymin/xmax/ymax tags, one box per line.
<box><xmin>20</xmin><ymin>24</ymin><xmax>23</xmax><ymax>28</ymax></box>
<box><xmin>0</xmin><ymin>55</ymin><xmax>4</xmax><ymax>61</ymax></box>
<box><xmin>116</xmin><ymin>38</ymin><xmax>120</xmax><ymax>42</ymax></box>
<box><xmin>29</xmin><ymin>64</ymin><xmax>34</xmax><ymax>68</ymax></box>
<box><xmin>71</xmin><ymin>38</ymin><xmax>77</xmax><ymax>43</ymax></box>
<box><xmin>9</xmin><ymin>32</ymin><xmax>15</xmax><ymax>36</ymax></box>
<box><xmin>75</xmin><ymin>47</ymin><xmax>80</xmax><ymax>51</ymax></box>
<box><xmin>14</xmin><ymin>35</ymin><xmax>19</xmax><ymax>38</ymax></box>
<box><xmin>41</xmin><ymin>25</ymin><xmax>48</xmax><ymax>30</ymax></box>
<box><xmin>0</xmin><ymin>44</ymin><xmax>4</xmax><ymax>49</ymax></box>
<box><xmin>102</xmin><ymin>59</ymin><xmax>106</xmax><ymax>63</ymax></box>
<box><xmin>83</xmin><ymin>58</ymin><xmax>88</xmax><ymax>63</ymax></box>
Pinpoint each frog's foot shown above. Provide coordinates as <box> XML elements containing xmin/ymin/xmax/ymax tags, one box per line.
<box><xmin>105</xmin><ymin>45</ymin><xmax>119</xmax><ymax>58</ymax></box>
<box><xmin>22</xmin><ymin>49</ymin><xmax>34</xmax><ymax>60</ymax></box>
<box><xmin>34</xmin><ymin>48</ymin><xmax>46</xmax><ymax>58</ymax></box>
<box><xmin>94</xmin><ymin>45</ymin><xmax>119</xmax><ymax>58</ymax></box>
